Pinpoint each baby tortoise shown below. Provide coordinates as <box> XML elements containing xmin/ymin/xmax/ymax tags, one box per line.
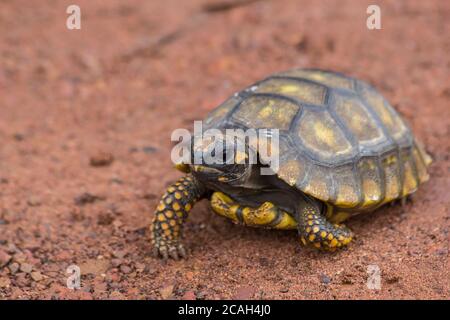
<box><xmin>151</xmin><ymin>69</ymin><xmax>431</xmax><ymax>259</ymax></box>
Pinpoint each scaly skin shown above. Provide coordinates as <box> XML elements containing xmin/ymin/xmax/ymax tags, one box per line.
<box><xmin>151</xmin><ymin>175</ymin><xmax>205</xmax><ymax>259</ymax></box>
<box><xmin>211</xmin><ymin>191</ymin><xmax>353</xmax><ymax>251</ymax></box>
<box><xmin>297</xmin><ymin>203</ymin><xmax>353</xmax><ymax>251</ymax></box>
<box><xmin>152</xmin><ymin>181</ymin><xmax>352</xmax><ymax>259</ymax></box>
<box><xmin>210</xmin><ymin>192</ymin><xmax>297</xmax><ymax>230</ymax></box>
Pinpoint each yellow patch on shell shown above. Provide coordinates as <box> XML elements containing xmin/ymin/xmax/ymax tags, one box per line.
<box><xmin>297</xmin><ymin>109</ymin><xmax>353</xmax><ymax>160</ymax></box>
<box><xmin>358</xmin><ymin>158</ymin><xmax>382</xmax><ymax>208</ymax></box>
<box><xmin>359</xmin><ymin>84</ymin><xmax>407</xmax><ymax>140</ymax></box>
<box><xmin>415</xmin><ymin>140</ymin><xmax>432</xmax><ymax>166</ymax></box>
<box><xmin>255</xmin><ymin>78</ymin><xmax>327</xmax><ymax>105</ymax></box>
<box><xmin>205</xmin><ymin>96</ymin><xmax>239</xmax><ymax>127</ymax></box>
<box><xmin>278</xmin><ymin>69</ymin><xmax>354</xmax><ymax>90</ymax></box>
<box><xmin>277</xmin><ymin>160</ymin><xmax>303</xmax><ymax>186</ymax></box>
<box><xmin>382</xmin><ymin>154</ymin><xmax>401</xmax><ymax>203</ymax></box>
<box><xmin>333</xmin><ymin>164</ymin><xmax>360</xmax><ymax>208</ymax></box>
<box><xmin>334</xmin><ymin>96</ymin><xmax>384</xmax><ymax>145</ymax></box>
<box><xmin>335</xmin><ymin>185</ymin><xmax>359</xmax><ymax>208</ymax></box>
<box><xmin>402</xmin><ymin>157</ymin><xmax>418</xmax><ymax>197</ymax></box>
<box><xmin>413</xmin><ymin>145</ymin><xmax>429</xmax><ymax>183</ymax></box>
<box><xmin>362</xmin><ymin>179</ymin><xmax>381</xmax><ymax>207</ymax></box>
<box><xmin>232</xmin><ymin>96</ymin><xmax>299</xmax><ymax>130</ymax></box>
<box><xmin>314</xmin><ymin>122</ymin><xmax>337</xmax><ymax>147</ymax></box>
<box><xmin>303</xmin><ymin>177</ymin><xmax>330</xmax><ymax>202</ymax></box>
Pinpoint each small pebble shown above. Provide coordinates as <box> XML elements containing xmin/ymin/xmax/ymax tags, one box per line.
<box><xmin>196</xmin><ymin>291</ymin><xmax>207</xmax><ymax>300</ymax></box>
<box><xmin>142</xmin><ymin>146</ymin><xmax>157</xmax><ymax>154</ymax></box>
<box><xmin>111</xmin><ymin>259</ymin><xmax>122</xmax><ymax>268</ymax></box>
<box><xmin>320</xmin><ymin>273</ymin><xmax>331</xmax><ymax>284</ymax></box>
<box><xmin>27</xmin><ymin>196</ymin><xmax>42</xmax><ymax>207</ymax></box>
<box><xmin>15</xmin><ymin>273</ymin><xmax>30</xmax><ymax>287</ymax></box>
<box><xmin>8</xmin><ymin>262</ymin><xmax>20</xmax><ymax>274</ymax></box>
<box><xmin>112</xmin><ymin>250</ymin><xmax>127</xmax><ymax>259</ymax></box>
<box><xmin>31</xmin><ymin>271</ymin><xmax>43</xmax><ymax>282</ymax></box>
<box><xmin>109</xmin><ymin>290</ymin><xmax>125</xmax><ymax>300</ymax></box>
<box><xmin>135</xmin><ymin>262</ymin><xmax>145</xmax><ymax>272</ymax></box>
<box><xmin>74</xmin><ymin>193</ymin><xmax>102</xmax><ymax>206</ymax></box>
<box><xmin>90</xmin><ymin>152</ymin><xmax>114</xmax><ymax>167</ymax></box>
<box><xmin>0</xmin><ymin>277</ymin><xmax>11</xmax><ymax>288</ymax></box>
<box><xmin>159</xmin><ymin>284</ymin><xmax>174</xmax><ymax>299</ymax></box>
<box><xmin>182</xmin><ymin>290</ymin><xmax>196</xmax><ymax>300</ymax></box>
<box><xmin>20</xmin><ymin>263</ymin><xmax>33</xmax><ymax>274</ymax></box>
<box><xmin>0</xmin><ymin>249</ymin><xmax>12</xmax><ymax>268</ymax></box>
<box><xmin>120</xmin><ymin>265</ymin><xmax>132</xmax><ymax>274</ymax></box>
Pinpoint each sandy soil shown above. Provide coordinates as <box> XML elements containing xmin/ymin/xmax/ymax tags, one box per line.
<box><xmin>0</xmin><ymin>0</ymin><xmax>449</xmax><ymax>299</ymax></box>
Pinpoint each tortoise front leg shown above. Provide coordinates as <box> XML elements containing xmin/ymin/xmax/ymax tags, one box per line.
<box><xmin>151</xmin><ymin>175</ymin><xmax>206</xmax><ymax>259</ymax></box>
<box><xmin>297</xmin><ymin>203</ymin><xmax>353</xmax><ymax>251</ymax></box>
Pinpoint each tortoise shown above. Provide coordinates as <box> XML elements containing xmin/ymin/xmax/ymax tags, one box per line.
<box><xmin>151</xmin><ymin>68</ymin><xmax>431</xmax><ymax>259</ymax></box>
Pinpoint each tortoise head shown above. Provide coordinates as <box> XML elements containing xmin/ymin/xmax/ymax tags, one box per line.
<box><xmin>190</xmin><ymin>135</ymin><xmax>254</xmax><ymax>187</ymax></box>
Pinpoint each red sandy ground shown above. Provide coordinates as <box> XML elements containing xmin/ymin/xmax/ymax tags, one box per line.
<box><xmin>0</xmin><ymin>0</ymin><xmax>449</xmax><ymax>299</ymax></box>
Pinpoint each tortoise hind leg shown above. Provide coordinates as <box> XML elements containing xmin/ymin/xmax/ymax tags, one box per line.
<box><xmin>297</xmin><ymin>203</ymin><xmax>353</xmax><ymax>251</ymax></box>
<box><xmin>210</xmin><ymin>192</ymin><xmax>352</xmax><ymax>251</ymax></box>
<box><xmin>210</xmin><ymin>192</ymin><xmax>297</xmax><ymax>230</ymax></box>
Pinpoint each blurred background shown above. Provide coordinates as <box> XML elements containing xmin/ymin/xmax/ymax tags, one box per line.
<box><xmin>0</xmin><ymin>0</ymin><xmax>448</xmax><ymax>299</ymax></box>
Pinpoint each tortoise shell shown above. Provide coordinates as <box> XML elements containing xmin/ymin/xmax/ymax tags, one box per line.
<box><xmin>203</xmin><ymin>69</ymin><xmax>431</xmax><ymax>211</ymax></box>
